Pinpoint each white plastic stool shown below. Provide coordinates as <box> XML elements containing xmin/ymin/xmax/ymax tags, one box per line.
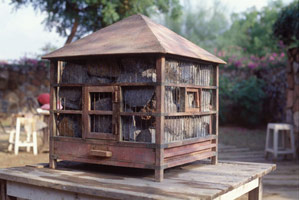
<box><xmin>8</xmin><ymin>117</ymin><xmax>38</xmax><ymax>155</ymax></box>
<box><xmin>265</xmin><ymin>123</ymin><xmax>296</xmax><ymax>160</ymax></box>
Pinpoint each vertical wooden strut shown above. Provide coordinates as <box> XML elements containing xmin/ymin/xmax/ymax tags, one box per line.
<box><xmin>212</xmin><ymin>64</ymin><xmax>219</xmax><ymax>165</ymax></box>
<box><xmin>49</xmin><ymin>60</ymin><xmax>58</xmax><ymax>169</ymax></box>
<box><xmin>155</xmin><ymin>56</ymin><xmax>165</xmax><ymax>181</ymax></box>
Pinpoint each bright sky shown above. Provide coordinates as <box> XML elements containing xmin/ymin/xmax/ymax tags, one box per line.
<box><xmin>0</xmin><ymin>0</ymin><xmax>293</xmax><ymax>60</ymax></box>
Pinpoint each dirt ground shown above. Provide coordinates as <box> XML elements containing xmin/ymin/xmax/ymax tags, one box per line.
<box><xmin>0</xmin><ymin>126</ymin><xmax>298</xmax><ymax>199</ymax></box>
<box><xmin>0</xmin><ymin>129</ymin><xmax>49</xmax><ymax>168</ymax></box>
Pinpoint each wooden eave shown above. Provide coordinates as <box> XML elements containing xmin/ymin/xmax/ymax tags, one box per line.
<box><xmin>43</xmin><ymin>14</ymin><xmax>226</xmax><ymax>64</ymax></box>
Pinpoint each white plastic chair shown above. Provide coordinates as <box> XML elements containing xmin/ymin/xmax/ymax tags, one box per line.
<box><xmin>8</xmin><ymin>117</ymin><xmax>38</xmax><ymax>155</ymax></box>
<box><xmin>265</xmin><ymin>123</ymin><xmax>296</xmax><ymax>160</ymax></box>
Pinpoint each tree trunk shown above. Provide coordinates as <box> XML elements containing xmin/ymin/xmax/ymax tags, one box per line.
<box><xmin>65</xmin><ymin>18</ymin><xmax>79</xmax><ymax>45</ymax></box>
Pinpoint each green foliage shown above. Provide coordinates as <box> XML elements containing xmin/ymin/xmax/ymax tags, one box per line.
<box><xmin>163</xmin><ymin>0</ymin><xmax>228</xmax><ymax>52</ymax></box>
<box><xmin>219</xmin><ymin>76</ymin><xmax>266</xmax><ymax>127</ymax></box>
<box><xmin>218</xmin><ymin>1</ymin><xmax>285</xmax><ymax>57</ymax></box>
<box><xmin>273</xmin><ymin>0</ymin><xmax>299</xmax><ymax>47</ymax></box>
<box><xmin>11</xmin><ymin>0</ymin><xmax>182</xmax><ymax>43</ymax></box>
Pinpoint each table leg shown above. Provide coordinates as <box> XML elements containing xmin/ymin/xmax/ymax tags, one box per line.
<box><xmin>248</xmin><ymin>178</ymin><xmax>262</xmax><ymax>200</ymax></box>
<box><xmin>0</xmin><ymin>179</ymin><xmax>7</xmax><ymax>200</ymax></box>
<box><xmin>0</xmin><ymin>121</ymin><xmax>7</xmax><ymax>134</ymax></box>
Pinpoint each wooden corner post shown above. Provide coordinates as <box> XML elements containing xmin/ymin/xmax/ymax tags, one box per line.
<box><xmin>155</xmin><ymin>56</ymin><xmax>165</xmax><ymax>181</ymax></box>
<box><xmin>212</xmin><ymin>64</ymin><xmax>219</xmax><ymax>165</ymax></box>
<box><xmin>49</xmin><ymin>60</ymin><xmax>58</xmax><ymax>169</ymax></box>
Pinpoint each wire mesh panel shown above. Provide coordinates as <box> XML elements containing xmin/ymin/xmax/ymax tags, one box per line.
<box><xmin>90</xmin><ymin>115</ymin><xmax>112</xmax><ymax>133</ymax></box>
<box><xmin>201</xmin><ymin>89</ymin><xmax>216</xmax><ymax>112</ymax></box>
<box><xmin>90</xmin><ymin>92</ymin><xmax>112</xmax><ymax>111</ymax></box>
<box><xmin>117</xmin><ymin>57</ymin><xmax>156</xmax><ymax>83</ymax></box>
<box><xmin>58</xmin><ymin>57</ymin><xmax>157</xmax><ymax>85</ymax></box>
<box><xmin>121</xmin><ymin>116</ymin><xmax>155</xmax><ymax>143</ymax></box>
<box><xmin>164</xmin><ymin>86</ymin><xmax>180</xmax><ymax>113</ymax></box>
<box><xmin>120</xmin><ymin>86</ymin><xmax>156</xmax><ymax>143</ymax></box>
<box><xmin>164</xmin><ymin>115</ymin><xmax>211</xmax><ymax>143</ymax></box>
<box><xmin>122</xmin><ymin>86</ymin><xmax>156</xmax><ymax>113</ymax></box>
<box><xmin>56</xmin><ymin>87</ymin><xmax>82</xmax><ymax>110</ymax></box>
<box><xmin>165</xmin><ymin>59</ymin><xmax>216</xmax><ymax>86</ymax></box>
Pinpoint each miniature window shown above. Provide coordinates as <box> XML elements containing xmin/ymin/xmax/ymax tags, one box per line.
<box><xmin>185</xmin><ymin>88</ymin><xmax>200</xmax><ymax>112</ymax></box>
<box><xmin>85</xmin><ymin>86</ymin><xmax>118</xmax><ymax>140</ymax></box>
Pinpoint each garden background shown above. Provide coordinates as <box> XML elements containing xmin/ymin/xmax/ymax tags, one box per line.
<box><xmin>1</xmin><ymin>0</ymin><xmax>297</xmax><ymax>128</ymax></box>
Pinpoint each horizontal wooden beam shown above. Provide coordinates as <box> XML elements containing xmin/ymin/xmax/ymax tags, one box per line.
<box><xmin>53</xmin><ymin>110</ymin><xmax>82</xmax><ymax>114</ymax></box>
<box><xmin>120</xmin><ymin>111</ymin><xmax>217</xmax><ymax>117</ymax></box>
<box><xmin>165</xmin><ymin>135</ymin><xmax>217</xmax><ymax>148</ymax></box>
<box><xmin>52</xmin><ymin>83</ymin><xmax>217</xmax><ymax>89</ymax></box>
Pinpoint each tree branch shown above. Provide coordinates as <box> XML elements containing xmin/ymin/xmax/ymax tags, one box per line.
<box><xmin>65</xmin><ymin>17</ymin><xmax>79</xmax><ymax>45</ymax></box>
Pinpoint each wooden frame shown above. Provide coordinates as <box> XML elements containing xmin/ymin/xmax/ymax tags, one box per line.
<box><xmin>185</xmin><ymin>88</ymin><xmax>200</xmax><ymax>112</ymax></box>
<box><xmin>83</xmin><ymin>86</ymin><xmax>118</xmax><ymax>140</ymax></box>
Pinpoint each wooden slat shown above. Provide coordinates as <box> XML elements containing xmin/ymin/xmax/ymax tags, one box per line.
<box><xmin>49</xmin><ymin>61</ymin><xmax>57</xmax><ymax>169</ymax></box>
<box><xmin>53</xmin><ymin>110</ymin><xmax>82</xmax><ymax>114</ymax></box>
<box><xmin>120</xmin><ymin>112</ymin><xmax>155</xmax><ymax>116</ymax></box>
<box><xmin>53</xmin><ymin>82</ymin><xmax>157</xmax><ymax>87</ymax></box>
<box><xmin>53</xmin><ymin>136</ymin><xmax>156</xmax><ymax>148</ymax></box>
<box><xmin>82</xmin><ymin>86</ymin><xmax>89</xmax><ymax>139</ymax></box>
<box><xmin>87</xmin><ymin>110</ymin><xmax>113</xmax><ymax>115</ymax></box>
<box><xmin>86</xmin><ymin>86</ymin><xmax>116</xmax><ymax>93</ymax></box>
<box><xmin>119</xmin><ymin>111</ymin><xmax>217</xmax><ymax>117</ymax></box>
<box><xmin>212</xmin><ymin>64</ymin><xmax>219</xmax><ymax>165</ymax></box>
<box><xmin>155</xmin><ymin>56</ymin><xmax>165</xmax><ymax>182</ymax></box>
<box><xmin>7</xmin><ymin>181</ymin><xmax>97</xmax><ymax>200</ymax></box>
<box><xmin>165</xmin><ymin>150</ymin><xmax>216</xmax><ymax>168</ymax></box>
<box><xmin>164</xmin><ymin>83</ymin><xmax>217</xmax><ymax>89</ymax></box>
<box><xmin>165</xmin><ymin>135</ymin><xmax>217</xmax><ymax>148</ymax></box>
<box><xmin>164</xmin><ymin>111</ymin><xmax>217</xmax><ymax>116</ymax></box>
<box><xmin>0</xmin><ymin>161</ymin><xmax>276</xmax><ymax>200</ymax></box>
<box><xmin>164</xmin><ymin>142</ymin><xmax>216</xmax><ymax>158</ymax></box>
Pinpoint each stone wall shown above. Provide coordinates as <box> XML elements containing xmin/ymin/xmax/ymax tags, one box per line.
<box><xmin>286</xmin><ymin>47</ymin><xmax>299</xmax><ymax>155</ymax></box>
<box><xmin>0</xmin><ymin>62</ymin><xmax>50</xmax><ymax>114</ymax></box>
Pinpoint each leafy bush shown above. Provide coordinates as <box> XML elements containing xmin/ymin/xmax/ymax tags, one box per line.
<box><xmin>219</xmin><ymin>76</ymin><xmax>266</xmax><ymax>127</ymax></box>
<box><xmin>273</xmin><ymin>1</ymin><xmax>299</xmax><ymax>47</ymax></box>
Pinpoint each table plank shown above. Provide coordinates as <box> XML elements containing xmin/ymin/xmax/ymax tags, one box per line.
<box><xmin>0</xmin><ymin>160</ymin><xmax>275</xmax><ymax>200</ymax></box>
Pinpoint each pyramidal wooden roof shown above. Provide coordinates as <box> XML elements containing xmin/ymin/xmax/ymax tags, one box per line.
<box><xmin>43</xmin><ymin>14</ymin><xmax>226</xmax><ymax>64</ymax></box>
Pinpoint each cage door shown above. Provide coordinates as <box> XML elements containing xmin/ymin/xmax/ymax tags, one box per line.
<box><xmin>84</xmin><ymin>86</ymin><xmax>119</xmax><ymax>140</ymax></box>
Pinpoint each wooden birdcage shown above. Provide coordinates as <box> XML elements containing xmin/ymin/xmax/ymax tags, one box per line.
<box><xmin>43</xmin><ymin>14</ymin><xmax>226</xmax><ymax>182</ymax></box>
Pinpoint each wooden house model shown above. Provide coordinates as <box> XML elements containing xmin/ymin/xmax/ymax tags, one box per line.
<box><xmin>43</xmin><ymin>14</ymin><xmax>226</xmax><ymax>181</ymax></box>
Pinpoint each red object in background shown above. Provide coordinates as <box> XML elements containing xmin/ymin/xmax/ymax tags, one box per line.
<box><xmin>38</xmin><ymin>93</ymin><xmax>50</xmax><ymax>105</ymax></box>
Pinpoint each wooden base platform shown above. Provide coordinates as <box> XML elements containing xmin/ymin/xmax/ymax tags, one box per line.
<box><xmin>0</xmin><ymin>160</ymin><xmax>275</xmax><ymax>200</ymax></box>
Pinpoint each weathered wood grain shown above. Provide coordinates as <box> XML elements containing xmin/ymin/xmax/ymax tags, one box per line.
<box><xmin>42</xmin><ymin>15</ymin><xmax>225</xmax><ymax>64</ymax></box>
<box><xmin>0</xmin><ymin>161</ymin><xmax>275</xmax><ymax>200</ymax></box>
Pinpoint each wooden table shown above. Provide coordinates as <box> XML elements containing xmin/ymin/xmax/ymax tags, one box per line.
<box><xmin>0</xmin><ymin>161</ymin><xmax>275</xmax><ymax>200</ymax></box>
